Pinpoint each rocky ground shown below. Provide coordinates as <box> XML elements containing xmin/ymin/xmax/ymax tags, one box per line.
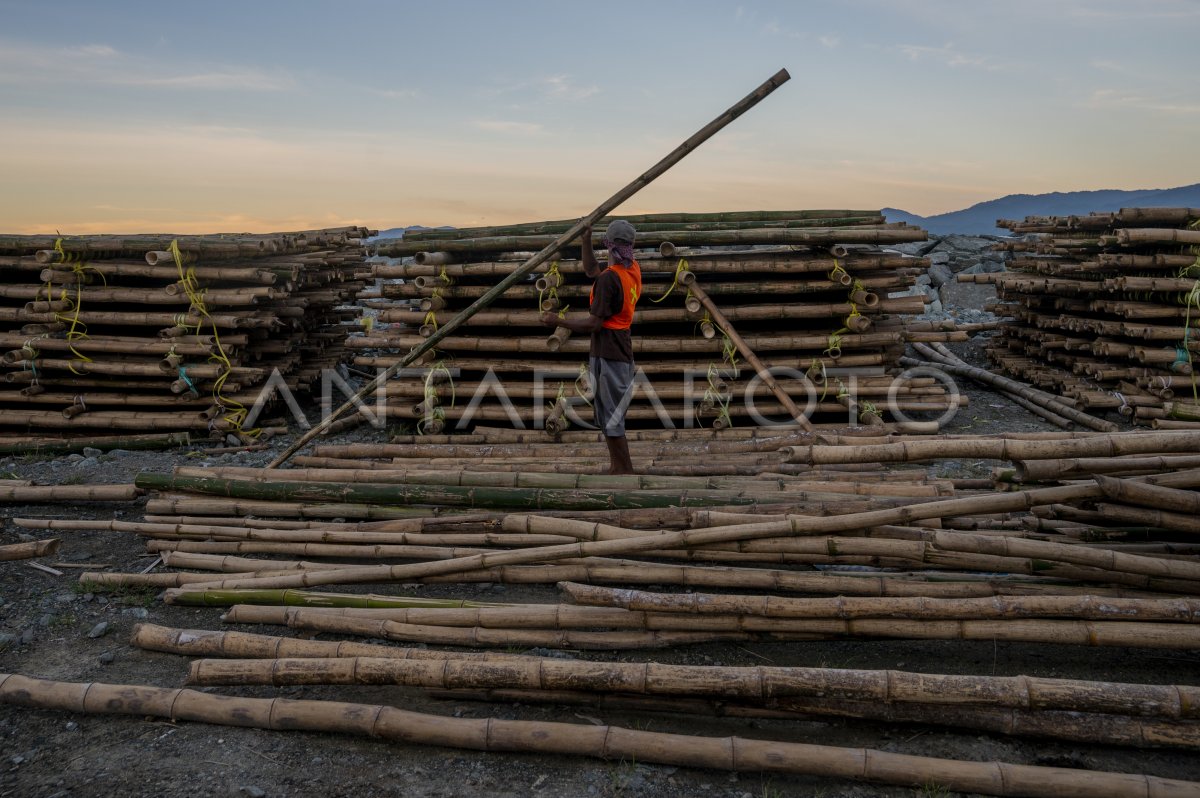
<box><xmin>3</xmin><ymin>246</ymin><xmax>1199</xmax><ymax>798</ymax></box>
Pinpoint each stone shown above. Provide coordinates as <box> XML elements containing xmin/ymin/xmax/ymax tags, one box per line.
<box><xmin>0</xmin><ymin>633</ymin><xmax>16</xmax><ymax>647</ymax></box>
<box><xmin>74</xmin><ymin>456</ymin><xmax>99</xmax><ymax>469</ymax></box>
<box><xmin>122</xmin><ymin>607</ymin><xmax>149</xmax><ymax>620</ymax></box>
<box><xmin>107</xmin><ymin>449</ymin><xmax>131</xmax><ymax>457</ymax></box>
<box><xmin>18</xmin><ymin>628</ymin><xmax>34</xmax><ymax>645</ymax></box>
<box><xmin>98</xmin><ymin>651</ymin><xmax>115</xmax><ymax>665</ymax></box>
<box><xmin>87</xmin><ymin>622</ymin><xmax>110</xmax><ymax>639</ymax></box>
<box><xmin>928</xmin><ymin>262</ymin><xmax>954</xmax><ymax>288</ymax></box>
<box><xmin>928</xmin><ymin>251</ymin><xmax>951</xmax><ymax>266</ymax></box>
<box><xmin>65</xmin><ymin>454</ymin><xmax>85</xmax><ymax>463</ymax></box>
<box><xmin>38</xmin><ymin>614</ymin><xmax>52</xmax><ymax>627</ymax></box>
<box><xmin>81</xmin><ymin>447</ymin><xmax>102</xmax><ymax>458</ymax></box>
<box><xmin>240</xmin><ymin>788</ymin><xmax>267</xmax><ymax>798</ymax></box>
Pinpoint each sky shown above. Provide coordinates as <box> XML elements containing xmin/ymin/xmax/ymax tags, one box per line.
<box><xmin>0</xmin><ymin>0</ymin><xmax>1197</xmax><ymax>234</ymax></box>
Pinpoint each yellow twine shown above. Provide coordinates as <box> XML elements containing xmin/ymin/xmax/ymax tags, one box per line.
<box><xmin>537</xmin><ymin>260</ymin><xmax>561</xmax><ymax>311</ymax></box>
<box><xmin>170</xmin><ymin>239</ymin><xmax>258</xmax><ymax>437</ymax></box>
<box><xmin>425</xmin><ymin>361</ymin><xmax>456</xmax><ymax>408</ymax></box>
<box><xmin>806</xmin><ymin>359</ymin><xmax>829</xmax><ymax>402</ymax></box>
<box><xmin>574</xmin><ymin>362</ymin><xmax>593</xmax><ymax>406</ymax></box>
<box><xmin>650</xmin><ymin>258</ymin><xmax>689</xmax><ymax>304</ymax></box>
<box><xmin>422</xmin><ymin>310</ymin><xmax>439</xmax><ymax>333</ymax></box>
<box><xmin>828</xmin><ymin>258</ymin><xmax>849</xmax><ymax>283</ymax></box>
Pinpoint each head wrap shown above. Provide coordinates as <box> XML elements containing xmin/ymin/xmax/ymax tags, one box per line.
<box><xmin>603</xmin><ymin>219</ymin><xmax>636</xmax><ymax>267</ymax></box>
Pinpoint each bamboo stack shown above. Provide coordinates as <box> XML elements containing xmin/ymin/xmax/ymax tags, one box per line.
<box><xmin>973</xmin><ymin>207</ymin><xmax>1200</xmax><ymax>427</ymax></box>
<box><xmin>0</xmin><ymin>227</ymin><xmax>371</xmax><ymax>438</ymax></box>
<box><xmin>353</xmin><ymin>211</ymin><xmax>964</xmax><ymax>432</ymax></box>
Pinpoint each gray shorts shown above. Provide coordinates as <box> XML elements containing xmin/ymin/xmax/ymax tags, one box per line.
<box><xmin>589</xmin><ymin>356</ymin><xmax>634</xmax><ymax>437</ymax></box>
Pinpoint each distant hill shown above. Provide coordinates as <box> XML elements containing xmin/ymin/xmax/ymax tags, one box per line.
<box><xmin>885</xmin><ymin>183</ymin><xmax>1200</xmax><ymax>235</ymax></box>
<box><xmin>369</xmin><ymin>225</ymin><xmax>455</xmax><ymax>242</ymax></box>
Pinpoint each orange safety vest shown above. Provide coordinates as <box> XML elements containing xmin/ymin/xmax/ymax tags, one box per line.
<box><xmin>589</xmin><ymin>261</ymin><xmax>642</xmax><ymax>330</ymax></box>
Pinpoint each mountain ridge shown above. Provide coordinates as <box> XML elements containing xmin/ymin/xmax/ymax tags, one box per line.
<box><xmin>885</xmin><ymin>182</ymin><xmax>1200</xmax><ymax>235</ymax></box>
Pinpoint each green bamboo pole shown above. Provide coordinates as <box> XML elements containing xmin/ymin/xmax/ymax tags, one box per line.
<box><xmin>397</xmin><ymin>211</ymin><xmax>884</xmax><ymax>241</ymax></box>
<box><xmin>132</xmin><ymin>472</ymin><xmax>864</xmax><ymax>511</ymax></box>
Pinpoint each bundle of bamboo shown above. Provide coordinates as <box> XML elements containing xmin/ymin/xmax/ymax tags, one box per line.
<box><xmin>0</xmin><ymin>227</ymin><xmax>371</xmax><ymax>438</ymax></box>
<box><xmin>353</xmin><ymin>211</ymin><xmax>962</xmax><ymax>432</ymax></box>
<box><xmin>978</xmin><ymin>207</ymin><xmax>1200</xmax><ymax>427</ymax></box>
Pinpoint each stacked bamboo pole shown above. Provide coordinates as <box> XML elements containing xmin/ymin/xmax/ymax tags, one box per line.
<box><xmin>980</xmin><ymin>207</ymin><xmax>1200</xmax><ymax>426</ymax></box>
<box><xmin>0</xmin><ymin>227</ymin><xmax>371</xmax><ymax>439</ymax></box>
<box><xmin>354</xmin><ymin>210</ymin><xmax>961</xmax><ymax>432</ymax></box>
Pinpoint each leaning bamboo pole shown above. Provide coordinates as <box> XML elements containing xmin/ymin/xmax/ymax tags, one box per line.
<box><xmin>3</xmin><ymin>674</ymin><xmax>1194</xmax><ymax>798</ymax></box>
<box><xmin>269</xmin><ymin>68</ymin><xmax>793</xmax><ymax>468</ymax></box>
<box><xmin>683</xmin><ymin>274</ymin><xmax>812</xmax><ymax>430</ymax></box>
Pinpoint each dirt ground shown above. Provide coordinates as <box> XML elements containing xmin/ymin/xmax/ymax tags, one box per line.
<box><xmin>3</xmin><ymin>283</ymin><xmax>1199</xmax><ymax>797</ymax></box>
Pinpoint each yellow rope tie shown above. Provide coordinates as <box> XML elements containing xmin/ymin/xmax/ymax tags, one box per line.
<box><xmin>719</xmin><ymin>329</ymin><xmax>740</xmax><ymax>376</ymax></box>
<box><xmin>537</xmin><ymin>261</ymin><xmax>561</xmax><ymax>311</ymax></box>
<box><xmin>574</xmin><ymin>362</ymin><xmax>593</xmax><ymax>406</ymax></box>
<box><xmin>693</xmin><ymin>310</ymin><xmax>714</xmax><ymax>336</ymax></box>
<box><xmin>650</xmin><ymin>258</ymin><xmax>689</xmax><ymax>303</ymax></box>
<box><xmin>806</xmin><ymin>359</ymin><xmax>829</xmax><ymax>402</ymax></box>
<box><xmin>425</xmin><ymin>361</ymin><xmax>456</xmax><ymax>408</ymax></box>
<box><xmin>825</xmin><ymin>328</ymin><xmax>846</xmax><ymax>357</ymax></box>
<box><xmin>422</xmin><ymin>310</ymin><xmax>439</xmax><ymax>333</ymax></box>
<box><xmin>844</xmin><ymin>302</ymin><xmax>861</xmax><ymax>329</ymax></box>
<box><xmin>859</xmin><ymin>400</ymin><xmax>879</xmax><ymax>419</ymax></box>
<box><xmin>171</xmin><ymin>239</ymin><xmax>257</xmax><ymax>436</ymax></box>
<box><xmin>828</xmin><ymin>258</ymin><xmax>849</xmax><ymax>284</ymax></box>
<box><xmin>556</xmin><ymin>303</ymin><xmax>570</xmax><ymax>319</ymax></box>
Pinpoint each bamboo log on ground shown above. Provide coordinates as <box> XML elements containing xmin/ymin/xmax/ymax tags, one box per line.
<box><xmin>0</xmin><ymin>484</ymin><xmax>140</xmax><ymax>502</ymax></box>
<box><xmin>219</xmin><ymin>609</ymin><xmax>756</xmax><ymax>649</ymax></box>
<box><xmin>182</xmin><ymin>653</ymin><xmax>1200</xmax><ymax>720</ymax></box>
<box><xmin>134</xmin><ymin>473</ymin><xmax>897</xmax><ymax>511</ymax></box>
<box><xmin>217</xmin><ymin>605</ymin><xmax>1200</xmax><ymax>649</ymax></box>
<box><xmin>161</xmin><ymin>469</ymin><xmax>1200</xmax><ymax>591</ymax></box>
<box><xmin>5</xmin><ymin>675</ymin><xmax>1195</xmax><ymax>798</ymax></box>
<box><xmin>556</xmin><ymin>582</ymin><xmax>1200</xmax><ymax>622</ymax></box>
<box><xmin>782</xmin><ymin>431</ymin><xmax>1200</xmax><ymax>465</ymax></box>
<box><xmin>431</xmin><ymin>687</ymin><xmax>1200</xmax><ymax>751</ymax></box>
<box><xmin>0</xmin><ymin>538</ymin><xmax>59</xmax><ymax>562</ymax></box>
<box><xmin>0</xmin><ymin>432</ymin><xmax>190</xmax><ymax>456</ymax></box>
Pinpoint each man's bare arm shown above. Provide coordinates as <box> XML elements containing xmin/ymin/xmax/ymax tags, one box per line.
<box><xmin>580</xmin><ymin>225</ymin><xmax>601</xmax><ymax>279</ymax></box>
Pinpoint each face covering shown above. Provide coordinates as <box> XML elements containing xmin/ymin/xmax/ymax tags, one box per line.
<box><xmin>603</xmin><ymin>237</ymin><xmax>635</xmax><ymax>267</ymax></box>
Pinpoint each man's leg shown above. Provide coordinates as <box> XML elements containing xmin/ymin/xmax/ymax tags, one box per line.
<box><xmin>604</xmin><ymin>433</ymin><xmax>634</xmax><ymax>475</ymax></box>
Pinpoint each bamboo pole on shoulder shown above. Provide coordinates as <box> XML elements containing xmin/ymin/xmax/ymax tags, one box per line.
<box><xmin>268</xmin><ymin>68</ymin><xmax>792</xmax><ymax>468</ymax></box>
<box><xmin>4</xmin><ymin>674</ymin><xmax>1197</xmax><ymax>798</ymax></box>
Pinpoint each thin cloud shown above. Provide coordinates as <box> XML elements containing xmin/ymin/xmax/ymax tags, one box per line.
<box><xmin>0</xmin><ymin>39</ymin><xmax>293</xmax><ymax>91</ymax></box>
<box><xmin>894</xmin><ymin>42</ymin><xmax>999</xmax><ymax>71</ymax></box>
<box><xmin>819</xmin><ymin>35</ymin><xmax>841</xmax><ymax>49</ymax></box>
<box><xmin>1083</xmin><ymin>88</ymin><xmax>1200</xmax><ymax>116</ymax></box>
<box><xmin>472</xmin><ymin>119</ymin><xmax>546</xmax><ymax>136</ymax></box>
<box><xmin>543</xmin><ymin>74</ymin><xmax>599</xmax><ymax>101</ymax></box>
<box><xmin>366</xmin><ymin>87</ymin><xmax>420</xmax><ymax>100</ymax></box>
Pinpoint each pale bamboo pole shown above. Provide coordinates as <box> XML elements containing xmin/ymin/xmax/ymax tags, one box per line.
<box><xmin>3</xmin><ymin>674</ymin><xmax>1194</xmax><ymax>798</ymax></box>
<box><xmin>431</xmin><ymin>687</ymin><xmax>1200</xmax><ymax>751</ymax></box>
<box><xmin>183</xmin><ymin>653</ymin><xmax>1200</xmax><ymax>720</ymax></box>
<box><xmin>0</xmin><ymin>485</ymin><xmax>140</xmax><ymax>502</ymax></box>
<box><xmin>164</xmin><ymin>469</ymin><xmax>1200</xmax><ymax>591</ymax></box>
<box><xmin>0</xmin><ymin>538</ymin><xmax>59</xmax><ymax>562</ymax></box>
<box><xmin>556</xmin><ymin>582</ymin><xmax>1200</xmax><ymax>622</ymax></box>
<box><xmin>218</xmin><ymin>605</ymin><xmax>1200</xmax><ymax>648</ymax></box>
<box><xmin>782</xmin><ymin>431</ymin><xmax>1200</xmax><ymax>465</ymax></box>
<box><xmin>268</xmin><ymin>68</ymin><xmax>793</xmax><ymax>468</ymax></box>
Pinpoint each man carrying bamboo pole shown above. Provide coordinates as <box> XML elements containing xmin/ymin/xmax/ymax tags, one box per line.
<box><xmin>542</xmin><ymin>220</ymin><xmax>641</xmax><ymax>474</ymax></box>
